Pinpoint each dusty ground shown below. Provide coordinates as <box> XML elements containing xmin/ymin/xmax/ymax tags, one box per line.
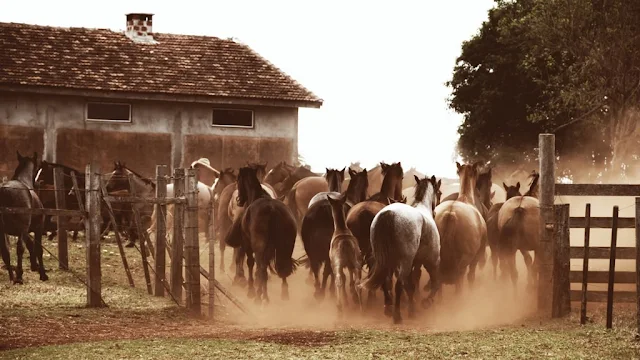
<box><xmin>0</xmin><ymin>237</ymin><xmax>638</xmax><ymax>359</ymax></box>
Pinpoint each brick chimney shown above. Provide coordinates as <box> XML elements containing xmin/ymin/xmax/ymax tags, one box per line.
<box><xmin>125</xmin><ymin>13</ymin><xmax>157</xmax><ymax>44</ymax></box>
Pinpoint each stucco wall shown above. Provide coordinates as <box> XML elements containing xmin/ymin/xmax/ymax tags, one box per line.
<box><xmin>0</xmin><ymin>124</ymin><xmax>44</xmax><ymax>179</ymax></box>
<box><xmin>0</xmin><ymin>92</ymin><xmax>298</xmax><ymax>177</ymax></box>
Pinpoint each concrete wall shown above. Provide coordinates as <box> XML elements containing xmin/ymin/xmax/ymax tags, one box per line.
<box><xmin>0</xmin><ymin>92</ymin><xmax>298</xmax><ymax>178</ymax></box>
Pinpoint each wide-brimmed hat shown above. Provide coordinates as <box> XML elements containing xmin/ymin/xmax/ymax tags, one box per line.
<box><xmin>190</xmin><ymin>158</ymin><xmax>220</xmax><ymax>177</ymax></box>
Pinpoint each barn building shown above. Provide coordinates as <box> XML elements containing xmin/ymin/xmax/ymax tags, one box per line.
<box><xmin>0</xmin><ymin>13</ymin><xmax>323</xmax><ymax>179</ymax></box>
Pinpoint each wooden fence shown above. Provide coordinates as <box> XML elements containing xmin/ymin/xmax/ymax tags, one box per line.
<box><xmin>539</xmin><ymin>133</ymin><xmax>640</xmax><ymax>333</ymax></box>
<box><xmin>0</xmin><ymin>163</ymin><xmax>240</xmax><ymax>319</ymax></box>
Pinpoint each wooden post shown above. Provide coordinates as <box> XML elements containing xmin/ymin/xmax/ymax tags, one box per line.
<box><xmin>128</xmin><ymin>174</ymin><xmax>153</xmax><ymax>295</ymax></box>
<box><xmin>53</xmin><ymin>167</ymin><xmax>68</xmax><ymax>270</ymax></box>
<box><xmin>635</xmin><ymin>198</ymin><xmax>640</xmax><ymax>337</ymax></box>
<box><xmin>580</xmin><ymin>203</ymin><xmax>591</xmax><ymax>325</ymax></box>
<box><xmin>538</xmin><ymin>133</ymin><xmax>556</xmax><ymax>315</ymax></box>
<box><xmin>184</xmin><ymin>168</ymin><xmax>201</xmax><ymax>315</ymax></box>
<box><xmin>552</xmin><ymin>204</ymin><xmax>570</xmax><ymax>318</ymax></box>
<box><xmin>606</xmin><ymin>205</ymin><xmax>619</xmax><ymax>330</ymax></box>
<box><xmin>85</xmin><ymin>163</ymin><xmax>103</xmax><ymax>307</ymax></box>
<box><xmin>171</xmin><ymin>168</ymin><xmax>185</xmax><ymax>304</ymax></box>
<box><xmin>209</xmin><ymin>195</ymin><xmax>215</xmax><ymax>320</ymax></box>
<box><xmin>154</xmin><ymin>165</ymin><xmax>168</xmax><ymax>297</ymax></box>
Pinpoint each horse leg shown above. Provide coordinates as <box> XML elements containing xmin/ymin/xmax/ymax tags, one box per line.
<box><xmin>281</xmin><ymin>277</ymin><xmax>289</xmax><ymax>301</ymax></box>
<box><xmin>15</xmin><ymin>234</ymin><xmax>25</xmax><ymax>284</ymax></box>
<box><xmin>334</xmin><ymin>264</ymin><xmax>344</xmax><ymax>317</ymax></box>
<box><xmin>393</xmin><ymin>274</ymin><xmax>404</xmax><ymax>324</ymax></box>
<box><xmin>218</xmin><ymin>229</ymin><xmax>226</xmax><ymax>272</ymax></box>
<box><xmin>0</xmin><ymin>232</ymin><xmax>14</xmax><ymax>282</ymax></box>
<box><xmin>354</xmin><ymin>267</ymin><xmax>364</xmax><ymax>313</ymax></box>
<box><xmin>246</xmin><ymin>250</ymin><xmax>256</xmax><ymax>299</ymax></box>
<box><xmin>22</xmin><ymin>233</ymin><xmax>37</xmax><ymax>271</ymax></box>
<box><xmin>319</xmin><ymin>261</ymin><xmax>332</xmax><ymax>300</ymax></box>
<box><xmin>233</xmin><ymin>247</ymin><xmax>247</xmax><ymax>287</ymax></box>
<box><xmin>521</xmin><ymin>250</ymin><xmax>534</xmax><ymax>292</ymax></box>
<box><xmin>422</xmin><ymin>262</ymin><xmax>440</xmax><ymax>309</ymax></box>
<box><xmin>72</xmin><ymin>230</ymin><xmax>79</xmax><ymax>242</ymax></box>
<box><xmin>382</xmin><ymin>274</ymin><xmax>393</xmax><ymax>317</ymax></box>
<box><xmin>34</xmin><ymin>227</ymin><xmax>48</xmax><ymax>281</ymax></box>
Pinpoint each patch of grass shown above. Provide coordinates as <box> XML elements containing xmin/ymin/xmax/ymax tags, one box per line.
<box><xmin>2</xmin><ymin>324</ymin><xmax>639</xmax><ymax>360</ymax></box>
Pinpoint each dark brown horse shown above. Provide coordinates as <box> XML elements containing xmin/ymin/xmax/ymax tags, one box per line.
<box><xmin>300</xmin><ymin>168</ymin><xmax>369</xmax><ymax>300</ymax></box>
<box><xmin>307</xmin><ymin>168</ymin><xmax>346</xmax><ymax>209</ymax></box>
<box><xmin>224</xmin><ymin>166</ymin><xmax>298</xmax><ymax>304</ymax></box>
<box><xmin>282</xmin><ymin>166</ymin><xmax>324</xmax><ymax>225</ymax></box>
<box><xmin>263</xmin><ymin>161</ymin><xmax>296</xmax><ymax>195</ymax></box>
<box><xmin>216</xmin><ymin>162</ymin><xmax>267</xmax><ymax>275</ymax></box>
<box><xmin>0</xmin><ymin>152</ymin><xmax>48</xmax><ymax>283</ymax></box>
<box><xmin>345</xmin><ymin>162</ymin><xmax>405</xmax><ymax>306</ymax></box>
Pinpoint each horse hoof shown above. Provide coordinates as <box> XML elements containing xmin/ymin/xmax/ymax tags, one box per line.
<box><xmin>253</xmin><ymin>296</ymin><xmax>262</xmax><ymax>305</ymax></box>
<box><xmin>125</xmin><ymin>241</ymin><xmax>135</xmax><ymax>248</ymax></box>
<box><xmin>40</xmin><ymin>273</ymin><xmax>49</xmax><ymax>281</ymax></box>
<box><xmin>13</xmin><ymin>279</ymin><xmax>24</xmax><ymax>285</ymax></box>
<box><xmin>314</xmin><ymin>291</ymin><xmax>325</xmax><ymax>301</ymax></box>
<box><xmin>421</xmin><ymin>298</ymin><xmax>434</xmax><ymax>310</ymax></box>
<box><xmin>305</xmin><ymin>277</ymin><xmax>315</xmax><ymax>286</ymax></box>
<box><xmin>233</xmin><ymin>276</ymin><xmax>247</xmax><ymax>288</ymax></box>
<box><xmin>247</xmin><ymin>288</ymin><xmax>256</xmax><ymax>299</ymax></box>
<box><xmin>281</xmin><ymin>290</ymin><xmax>290</xmax><ymax>301</ymax></box>
<box><xmin>393</xmin><ymin>313</ymin><xmax>403</xmax><ymax>324</ymax></box>
<box><xmin>384</xmin><ymin>305</ymin><xmax>393</xmax><ymax>317</ymax></box>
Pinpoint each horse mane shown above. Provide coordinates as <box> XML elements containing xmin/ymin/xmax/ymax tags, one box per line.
<box><xmin>123</xmin><ymin>165</ymin><xmax>156</xmax><ymax>188</ymax></box>
<box><xmin>525</xmin><ymin>171</ymin><xmax>540</xmax><ymax>197</ymax></box>
<box><xmin>237</xmin><ymin>166</ymin><xmax>269</xmax><ymax>206</ymax></box>
<box><xmin>411</xmin><ymin>178</ymin><xmax>430</xmax><ymax>206</ymax></box>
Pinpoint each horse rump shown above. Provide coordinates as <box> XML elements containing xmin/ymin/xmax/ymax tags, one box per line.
<box><xmin>499</xmin><ymin>206</ymin><xmax>525</xmax><ymax>254</ymax></box>
<box><xmin>437</xmin><ymin>210</ymin><xmax>461</xmax><ymax>284</ymax></box>
<box><xmin>224</xmin><ymin>216</ymin><xmax>244</xmax><ymax>248</ymax></box>
<box><xmin>268</xmin><ymin>206</ymin><xmax>298</xmax><ymax>278</ymax></box>
<box><xmin>359</xmin><ymin>212</ymin><xmax>394</xmax><ymax>291</ymax></box>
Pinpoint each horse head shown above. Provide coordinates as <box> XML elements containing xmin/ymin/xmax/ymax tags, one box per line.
<box><xmin>14</xmin><ymin>151</ymin><xmax>38</xmax><ymax>186</ymax></box>
<box><xmin>503</xmin><ymin>181</ymin><xmax>522</xmax><ymax>200</ymax></box>
<box><xmin>237</xmin><ymin>166</ymin><xmax>265</xmax><ymax>207</ymax></box>
<box><xmin>324</xmin><ymin>167</ymin><xmax>346</xmax><ymax>193</ymax></box>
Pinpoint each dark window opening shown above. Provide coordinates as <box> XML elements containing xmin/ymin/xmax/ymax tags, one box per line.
<box><xmin>86</xmin><ymin>102</ymin><xmax>131</xmax><ymax>122</ymax></box>
<box><xmin>212</xmin><ymin>108</ymin><xmax>254</xmax><ymax>128</ymax></box>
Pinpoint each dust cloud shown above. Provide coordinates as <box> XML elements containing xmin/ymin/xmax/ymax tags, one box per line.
<box><xmin>208</xmin><ymin>239</ymin><xmax>537</xmax><ymax>333</ymax></box>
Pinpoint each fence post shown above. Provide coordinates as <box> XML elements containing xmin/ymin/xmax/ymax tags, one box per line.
<box><xmin>552</xmin><ymin>203</ymin><xmax>570</xmax><ymax>318</ymax></box>
<box><xmin>539</xmin><ymin>133</ymin><xmax>555</xmax><ymax>316</ymax></box>
<box><xmin>209</xmin><ymin>195</ymin><xmax>216</xmax><ymax>320</ymax></box>
<box><xmin>171</xmin><ymin>168</ymin><xmax>185</xmax><ymax>304</ymax></box>
<box><xmin>155</xmin><ymin>165</ymin><xmax>168</xmax><ymax>297</ymax></box>
<box><xmin>185</xmin><ymin>168</ymin><xmax>201</xmax><ymax>315</ymax></box>
<box><xmin>580</xmin><ymin>203</ymin><xmax>591</xmax><ymax>325</ymax></box>
<box><xmin>635</xmin><ymin>198</ymin><xmax>640</xmax><ymax>337</ymax></box>
<box><xmin>85</xmin><ymin>163</ymin><xmax>103</xmax><ymax>307</ymax></box>
<box><xmin>53</xmin><ymin>167</ymin><xmax>68</xmax><ymax>270</ymax></box>
<box><xmin>606</xmin><ymin>205</ymin><xmax>619</xmax><ymax>329</ymax></box>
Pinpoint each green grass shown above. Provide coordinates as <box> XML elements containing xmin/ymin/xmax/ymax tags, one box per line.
<box><xmin>1</xmin><ymin>238</ymin><xmax>640</xmax><ymax>359</ymax></box>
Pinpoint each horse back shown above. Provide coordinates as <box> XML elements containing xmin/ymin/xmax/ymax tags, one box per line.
<box><xmin>0</xmin><ymin>180</ymin><xmax>35</xmax><ymax>234</ymax></box>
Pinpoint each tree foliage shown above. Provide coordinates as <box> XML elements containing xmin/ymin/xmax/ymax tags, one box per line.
<box><xmin>449</xmin><ymin>0</ymin><xmax>640</xmax><ymax>182</ymax></box>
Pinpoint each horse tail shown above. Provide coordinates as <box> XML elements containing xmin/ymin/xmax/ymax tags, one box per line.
<box><xmin>224</xmin><ymin>216</ymin><xmax>243</xmax><ymax>248</ymax></box>
<box><xmin>270</xmin><ymin>210</ymin><xmax>298</xmax><ymax>278</ymax></box>
<box><xmin>286</xmin><ymin>186</ymin><xmax>299</xmax><ymax>224</ymax></box>
<box><xmin>500</xmin><ymin>206</ymin><xmax>526</xmax><ymax>254</ymax></box>
<box><xmin>360</xmin><ymin>213</ymin><xmax>393</xmax><ymax>291</ymax></box>
<box><xmin>438</xmin><ymin>211</ymin><xmax>459</xmax><ymax>281</ymax></box>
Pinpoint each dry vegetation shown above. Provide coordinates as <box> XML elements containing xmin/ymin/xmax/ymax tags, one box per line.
<box><xmin>0</xmin><ymin>237</ymin><xmax>639</xmax><ymax>359</ymax></box>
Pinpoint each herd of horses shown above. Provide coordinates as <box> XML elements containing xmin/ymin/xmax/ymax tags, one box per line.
<box><xmin>0</xmin><ymin>151</ymin><xmax>541</xmax><ymax>324</ymax></box>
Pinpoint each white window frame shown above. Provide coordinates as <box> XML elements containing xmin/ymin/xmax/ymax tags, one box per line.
<box><xmin>211</xmin><ymin>108</ymin><xmax>255</xmax><ymax>129</ymax></box>
<box><xmin>85</xmin><ymin>102</ymin><xmax>132</xmax><ymax>123</ymax></box>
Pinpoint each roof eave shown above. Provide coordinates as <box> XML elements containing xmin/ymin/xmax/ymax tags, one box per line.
<box><xmin>0</xmin><ymin>83</ymin><xmax>323</xmax><ymax>109</ymax></box>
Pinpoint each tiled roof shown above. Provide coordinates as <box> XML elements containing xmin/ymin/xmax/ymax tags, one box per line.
<box><xmin>0</xmin><ymin>22</ymin><xmax>323</xmax><ymax>106</ymax></box>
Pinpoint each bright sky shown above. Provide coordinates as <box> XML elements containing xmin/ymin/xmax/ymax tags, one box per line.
<box><xmin>0</xmin><ymin>0</ymin><xmax>495</xmax><ymax>178</ymax></box>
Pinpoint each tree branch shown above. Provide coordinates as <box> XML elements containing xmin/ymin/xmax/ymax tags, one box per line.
<box><xmin>553</xmin><ymin>102</ymin><xmax>605</xmax><ymax>132</ymax></box>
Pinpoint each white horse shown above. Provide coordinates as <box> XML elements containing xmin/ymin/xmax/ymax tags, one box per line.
<box><xmin>360</xmin><ymin>175</ymin><xmax>441</xmax><ymax>324</ymax></box>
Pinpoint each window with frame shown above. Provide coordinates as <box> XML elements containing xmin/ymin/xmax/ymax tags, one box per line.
<box><xmin>86</xmin><ymin>102</ymin><xmax>132</xmax><ymax>123</ymax></box>
<box><xmin>212</xmin><ymin>108</ymin><xmax>254</xmax><ymax>128</ymax></box>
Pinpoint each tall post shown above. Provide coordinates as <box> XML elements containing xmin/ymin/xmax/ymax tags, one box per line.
<box><xmin>154</xmin><ymin>165</ymin><xmax>168</xmax><ymax>297</ymax></box>
<box><xmin>209</xmin><ymin>195</ymin><xmax>216</xmax><ymax>320</ymax></box>
<box><xmin>85</xmin><ymin>163</ymin><xmax>103</xmax><ymax>307</ymax></box>
<box><xmin>606</xmin><ymin>205</ymin><xmax>619</xmax><ymax>330</ymax></box>
<box><xmin>538</xmin><ymin>133</ymin><xmax>555</xmax><ymax>315</ymax></box>
<box><xmin>171</xmin><ymin>168</ymin><xmax>185</xmax><ymax>304</ymax></box>
<box><xmin>53</xmin><ymin>167</ymin><xmax>68</xmax><ymax>270</ymax></box>
<box><xmin>635</xmin><ymin>198</ymin><xmax>640</xmax><ymax>337</ymax></box>
<box><xmin>552</xmin><ymin>204</ymin><xmax>571</xmax><ymax>318</ymax></box>
<box><xmin>185</xmin><ymin>168</ymin><xmax>201</xmax><ymax>315</ymax></box>
<box><xmin>580</xmin><ymin>203</ymin><xmax>591</xmax><ymax>325</ymax></box>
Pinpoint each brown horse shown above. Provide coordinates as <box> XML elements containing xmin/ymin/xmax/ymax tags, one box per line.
<box><xmin>345</xmin><ymin>162</ymin><xmax>405</xmax><ymax>306</ymax></box>
<box><xmin>216</xmin><ymin>162</ymin><xmax>267</xmax><ymax>275</ymax></box>
<box><xmin>263</xmin><ymin>161</ymin><xmax>296</xmax><ymax>195</ymax></box>
<box><xmin>0</xmin><ymin>152</ymin><xmax>48</xmax><ymax>283</ymax></box>
<box><xmin>440</xmin><ymin>167</ymin><xmax>493</xmax><ymax>220</ymax></box>
<box><xmin>307</xmin><ymin>168</ymin><xmax>346</xmax><ymax>209</ymax></box>
<box><xmin>434</xmin><ymin>161</ymin><xmax>487</xmax><ymax>293</ymax></box>
<box><xmin>212</xmin><ymin>167</ymin><xmax>237</xmax><ymax>204</ymax></box>
<box><xmin>485</xmin><ymin>182</ymin><xmax>522</xmax><ymax>279</ymax></box>
<box><xmin>497</xmin><ymin>170</ymin><xmax>540</xmax><ymax>290</ymax></box>
<box><xmin>327</xmin><ymin>194</ymin><xmax>363</xmax><ymax>316</ymax></box>
<box><xmin>224</xmin><ymin>166</ymin><xmax>298</xmax><ymax>304</ymax></box>
<box><xmin>301</xmin><ymin>168</ymin><xmax>369</xmax><ymax>300</ymax></box>
<box><xmin>342</xmin><ymin>163</ymin><xmax>383</xmax><ymax>199</ymax></box>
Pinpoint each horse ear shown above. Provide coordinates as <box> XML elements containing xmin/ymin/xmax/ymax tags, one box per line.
<box><xmin>381</xmin><ymin>163</ymin><xmax>388</xmax><ymax>170</ymax></box>
<box><xmin>430</xmin><ymin>175</ymin><xmax>436</xmax><ymax>183</ymax></box>
<box><xmin>516</xmin><ymin>182</ymin><xmax>521</xmax><ymax>189</ymax></box>
<box><xmin>16</xmin><ymin>151</ymin><xmax>22</xmax><ymax>161</ymax></box>
<box><xmin>325</xmin><ymin>168</ymin><xmax>330</xmax><ymax>174</ymax></box>
<box><xmin>491</xmin><ymin>190</ymin><xmax>496</xmax><ymax>199</ymax></box>
<box><xmin>456</xmin><ymin>162</ymin><xmax>462</xmax><ymax>172</ymax></box>
<box><xmin>414</xmin><ymin>175</ymin><xmax>420</xmax><ymax>184</ymax></box>
<box><xmin>437</xmin><ymin>179</ymin><xmax>442</xmax><ymax>189</ymax></box>
<box><xmin>503</xmin><ymin>182</ymin><xmax>508</xmax><ymax>190</ymax></box>
<box><xmin>341</xmin><ymin>167</ymin><xmax>346</xmax><ymax>174</ymax></box>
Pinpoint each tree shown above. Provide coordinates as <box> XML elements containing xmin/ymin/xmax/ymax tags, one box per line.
<box><xmin>448</xmin><ymin>0</ymin><xmax>640</xmax><ymax>182</ymax></box>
